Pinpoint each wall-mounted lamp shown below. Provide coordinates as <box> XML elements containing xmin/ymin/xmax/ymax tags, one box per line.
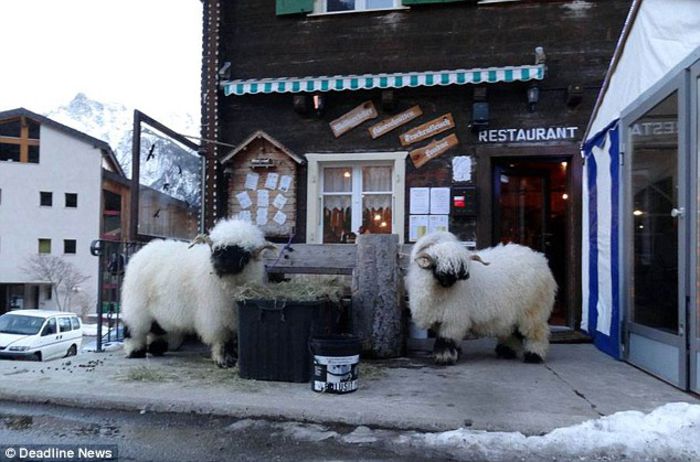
<box><xmin>293</xmin><ymin>95</ymin><xmax>309</xmax><ymax>116</ymax></box>
<box><xmin>566</xmin><ymin>83</ymin><xmax>584</xmax><ymax>108</ymax></box>
<box><xmin>527</xmin><ymin>84</ymin><xmax>540</xmax><ymax>112</ymax></box>
<box><xmin>470</xmin><ymin>86</ymin><xmax>489</xmax><ymax>132</ymax></box>
<box><xmin>312</xmin><ymin>94</ymin><xmax>326</xmax><ymax>117</ymax></box>
<box><xmin>381</xmin><ymin>90</ymin><xmax>397</xmax><ymax>112</ymax></box>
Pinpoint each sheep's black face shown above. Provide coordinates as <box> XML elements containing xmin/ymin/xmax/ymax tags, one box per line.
<box><xmin>210</xmin><ymin>245</ymin><xmax>252</xmax><ymax>276</ymax></box>
<box><xmin>433</xmin><ymin>264</ymin><xmax>470</xmax><ymax>288</ymax></box>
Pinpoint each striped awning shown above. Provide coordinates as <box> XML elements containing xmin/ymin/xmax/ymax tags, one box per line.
<box><xmin>222</xmin><ymin>63</ymin><xmax>545</xmax><ymax>96</ymax></box>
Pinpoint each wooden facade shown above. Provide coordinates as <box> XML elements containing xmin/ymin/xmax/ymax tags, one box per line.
<box><xmin>201</xmin><ymin>0</ymin><xmax>631</xmax><ymax>330</ymax></box>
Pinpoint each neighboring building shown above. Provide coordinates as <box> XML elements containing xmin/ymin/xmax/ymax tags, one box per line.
<box><xmin>582</xmin><ymin>0</ymin><xmax>700</xmax><ymax>392</ymax></box>
<box><xmin>0</xmin><ymin>108</ymin><xmax>125</xmax><ymax>314</ymax></box>
<box><xmin>200</xmin><ymin>1</ymin><xmax>630</xmax><ymax>334</ymax></box>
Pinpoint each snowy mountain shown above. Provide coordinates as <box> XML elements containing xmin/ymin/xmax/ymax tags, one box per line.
<box><xmin>45</xmin><ymin>93</ymin><xmax>201</xmax><ymax>205</ymax></box>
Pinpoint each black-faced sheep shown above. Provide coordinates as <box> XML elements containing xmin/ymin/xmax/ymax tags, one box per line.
<box><xmin>121</xmin><ymin>218</ymin><xmax>275</xmax><ymax>367</ymax></box>
<box><xmin>406</xmin><ymin>232</ymin><xmax>557</xmax><ymax>365</ymax></box>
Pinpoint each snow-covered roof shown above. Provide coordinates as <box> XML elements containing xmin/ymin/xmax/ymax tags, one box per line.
<box><xmin>584</xmin><ymin>0</ymin><xmax>700</xmax><ymax>142</ymax></box>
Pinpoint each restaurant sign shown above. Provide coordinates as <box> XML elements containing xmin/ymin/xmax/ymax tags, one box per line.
<box><xmin>410</xmin><ymin>133</ymin><xmax>459</xmax><ymax>168</ymax></box>
<box><xmin>330</xmin><ymin>101</ymin><xmax>378</xmax><ymax>138</ymax></box>
<box><xmin>478</xmin><ymin>126</ymin><xmax>579</xmax><ymax>143</ymax></box>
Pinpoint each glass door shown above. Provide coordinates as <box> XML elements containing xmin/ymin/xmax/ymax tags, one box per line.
<box><xmin>622</xmin><ymin>74</ymin><xmax>688</xmax><ymax>388</ymax></box>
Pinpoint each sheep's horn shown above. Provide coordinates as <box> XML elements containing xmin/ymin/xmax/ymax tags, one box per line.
<box><xmin>189</xmin><ymin>234</ymin><xmax>213</xmax><ymax>249</ymax></box>
<box><xmin>253</xmin><ymin>241</ymin><xmax>277</xmax><ymax>258</ymax></box>
<box><xmin>470</xmin><ymin>254</ymin><xmax>490</xmax><ymax>266</ymax></box>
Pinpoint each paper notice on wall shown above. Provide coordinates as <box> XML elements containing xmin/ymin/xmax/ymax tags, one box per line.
<box><xmin>257</xmin><ymin>189</ymin><xmax>269</xmax><ymax>207</ymax></box>
<box><xmin>265</xmin><ymin>172</ymin><xmax>279</xmax><ymax>190</ymax></box>
<box><xmin>409</xmin><ymin>188</ymin><xmax>430</xmax><ymax>215</ymax></box>
<box><xmin>428</xmin><ymin>215</ymin><xmax>449</xmax><ymax>234</ymax></box>
<box><xmin>452</xmin><ymin>156</ymin><xmax>472</xmax><ymax>182</ymax></box>
<box><xmin>273</xmin><ymin>210</ymin><xmax>287</xmax><ymax>225</ymax></box>
<box><xmin>245</xmin><ymin>172</ymin><xmax>259</xmax><ymax>190</ymax></box>
<box><xmin>273</xmin><ymin>193</ymin><xmax>287</xmax><ymax>209</ymax></box>
<box><xmin>409</xmin><ymin>215</ymin><xmax>429</xmax><ymax>242</ymax></box>
<box><xmin>236</xmin><ymin>191</ymin><xmax>252</xmax><ymax>209</ymax></box>
<box><xmin>238</xmin><ymin>210</ymin><xmax>252</xmax><ymax>222</ymax></box>
<box><xmin>278</xmin><ymin>175</ymin><xmax>292</xmax><ymax>193</ymax></box>
<box><xmin>430</xmin><ymin>187</ymin><xmax>450</xmax><ymax>215</ymax></box>
<box><xmin>256</xmin><ymin>207</ymin><xmax>268</xmax><ymax>225</ymax></box>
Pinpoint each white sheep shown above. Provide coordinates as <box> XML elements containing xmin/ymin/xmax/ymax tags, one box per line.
<box><xmin>406</xmin><ymin>232</ymin><xmax>557</xmax><ymax>365</ymax></box>
<box><xmin>121</xmin><ymin>218</ymin><xmax>275</xmax><ymax>367</ymax></box>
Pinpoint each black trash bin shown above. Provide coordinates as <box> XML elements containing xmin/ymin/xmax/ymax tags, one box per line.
<box><xmin>237</xmin><ymin>299</ymin><xmax>338</xmax><ymax>382</ymax></box>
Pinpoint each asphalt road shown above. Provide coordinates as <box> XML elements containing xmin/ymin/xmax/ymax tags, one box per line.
<box><xmin>0</xmin><ymin>401</ymin><xmax>453</xmax><ymax>462</ymax></box>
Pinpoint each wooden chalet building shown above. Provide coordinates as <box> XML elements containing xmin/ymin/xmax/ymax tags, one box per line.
<box><xmin>200</xmin><ymin>0</ymin><xmax>631</xmax><ymax>332</ymax></box>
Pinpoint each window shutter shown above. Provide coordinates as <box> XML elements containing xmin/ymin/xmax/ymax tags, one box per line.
<box><xmin>402</xmin><ymin>0</ymin><xmax>465</xmax><ymax>5</ymax></box>
<box><xmin>276</xmin><ymin>0</ymin><xmax>314</xmax><ymax>15</ymax></box>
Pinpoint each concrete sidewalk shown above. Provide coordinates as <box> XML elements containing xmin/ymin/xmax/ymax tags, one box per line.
<box><xmin>0</xmin><ymin>339</ymin><xmax>696</xmax><ymax>435</ymax></box>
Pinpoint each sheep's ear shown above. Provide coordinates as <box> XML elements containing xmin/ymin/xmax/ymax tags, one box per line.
<box><xmin>470</xmin><ymin>254</ymin><xmax>490</xmax><ymax>266</ymax></box>
<box><xmin>415</xmin><ymin>252</ymin><xmax>435</xmax><ymax>269</ymax></box>
<box><xmin>189</xmin><ymin>234</ymin><xmax>213</xmax><ymax>249</ymax></box>
<box><xmin>253</xmin><ymin>242</ymin><xmax>277</xmax><ymax>258</ymax></box>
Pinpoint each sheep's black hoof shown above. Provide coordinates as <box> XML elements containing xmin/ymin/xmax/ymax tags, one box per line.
<box><xmin>216</xmin><ymin>356</ymin><xmax>237</xmax><ymax>369</ymax></box>
<box><xmin>126</xmin><ymin>348</ymin><xmax>147</xmax><ymax>359</ymax></box>
<box><xmin>147</xmin><ymin>339</ymin><xmax>168</xmax><ymax>357</ymax></box>
<box><xmin>433</xmin><ymin>337</ymin><xmax>459</xmax><ymax>365</ymax></box>
<box><xmin>495</xmin><ymin>344</ymin><xmax>518</xmax><ymax>359</ymax></box>
<box><xmin>523</xmin><ymin>352</ymin><xmax>544</xmax><ymax>364</ymax></box>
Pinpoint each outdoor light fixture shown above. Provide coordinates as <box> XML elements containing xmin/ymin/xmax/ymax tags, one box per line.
<box><xmin>562</xmin><ymin>193</ymin><xmax>569</xmax><ymax>200</ymax></box>
<box><xmin>527</xmin><ymin>84</ymin><xmax>540</xmax><ymax>112</ymax></box>
<box><xmin>633</xmin><ymin>210</ymin><xmax>644</xmax><ymax>216</ymax></box>
<box><xmin>293</xmin><ymin>95</ymin><xmax>309</xmax><ymax>116</ymax></box>
<box><xmin>566</xmin><ymin>83</ymin><xmax>584</xmax><ymax>108</ymax></box>
<box><xmin>343</xmin><ymin>171</ymin><xmax>351</xmax><ymax>178</ymax></box>
<box><xmin>470</xmin><ymin>86</ymin><xmax>489</xmax><ymax>132</ymax></box>
<box><xmin>312</xmin><ymin>94</ymin><xmax>325</xmax><ymax>117</ymax></box>
<box><xmin>381</xmin><ymin>90</ymin><xmax>396</xmax><ymax>112</ymax></box>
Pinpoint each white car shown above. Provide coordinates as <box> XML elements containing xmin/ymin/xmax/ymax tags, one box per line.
<box><xmin>0</xmin><ymin>310</ymin><xmax>82</xmax><ymax>361</ymax></box>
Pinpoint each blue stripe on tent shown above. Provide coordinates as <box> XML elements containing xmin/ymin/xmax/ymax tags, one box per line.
<box><xmin>587</xmin><ymin>154</ymin><xmax>599</xmax><ymax>341</ymax></box>
<box><xmin>607</xmin><ymin>124</ymin><xmax>621</xmax><ymax>359</ymax></box>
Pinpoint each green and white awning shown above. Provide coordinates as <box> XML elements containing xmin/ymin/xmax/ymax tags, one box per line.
<box><xmin>222</xmin><ymin>64</ymin><xmax>545</xmax><ymax>96</ymax></box>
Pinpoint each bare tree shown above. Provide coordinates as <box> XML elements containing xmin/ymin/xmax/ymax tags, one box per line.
<box><xmin>21</xmin><ymin>255</ymin><xmax>91</xmax><ymax>312</ymax></box>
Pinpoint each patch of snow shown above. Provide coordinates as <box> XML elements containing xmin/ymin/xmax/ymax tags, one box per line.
<box><xmin>81</xmin><ymin>323</ymin><xmax>99</xmax><ymax>336</ymax></box>
<box><xmin>278</xmin><ymin>422</ymin><xmax>339</xmax><ymax>442</ymax></box>
<box><xmin>341</xmin><ymin>425</ymin><xmax>379</xmax><ymax>444</ymax></box>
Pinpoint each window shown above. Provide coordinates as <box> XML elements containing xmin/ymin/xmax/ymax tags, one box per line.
<box><xmin>70</xmin><ymin>317</ymin><xmax>81</xmax><ymax>330</ymax></box>
<box><xmin>64</xmin><ymin>239</ymin><xmax>77</xmax><ymax>254</ymax></box>
<box><xmin>42</xmin><ymin>318</ymin><xmax>57</xmax><ymax>336</ymax></box>
<box><xmin>40</xmin><ymin>191</ymin><xmax>52</xmax><ymax>206</ymax></box>
<box><xmin>306</xmin><ymin>152</ymin><xmax>407</xmax><ymax>243</ymax></box>
<box><xmin>0</xmin><ymin>116</ymin><xmax>40</xmax><ymax>163</ymax></box>
<box><xmin>316</xmin><ymin>0</ymin><xmax>401</xmax><ymax>13</ymax></box>
<box><xmin>65</xmin><ymin>193</ymin><xmax>78</xmax><ymax>208</ymax></box>
<box><xmin>38</xmin><ymin>238</ymin><xmax>51</xmax><ymax>254</ymax></box>
<box><xmin>58</xmin><ymin>317</ymin><xmax>72</xmax><ymax>333</ymax></box>
<box><xmin>46</xmin><ymin>285</ymin><xmax>52</xmax><ymax>300</ymax></box>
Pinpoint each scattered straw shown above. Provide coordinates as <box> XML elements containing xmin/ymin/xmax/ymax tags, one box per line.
<box><xmin>231</xmin><ymin>280</ymin><xmax>345</xmax><ymax>303</ymax></box>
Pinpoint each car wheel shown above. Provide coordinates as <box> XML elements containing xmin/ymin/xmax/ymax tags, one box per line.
<box><xmin>66</xmin><ymin>345</ymin><xmax>77</xmax><ymax>357</ymax></box>
<box><xmin>34</xmin><ymin>352</ymin><xmax>42</xmax><ymax>362</ymax></box>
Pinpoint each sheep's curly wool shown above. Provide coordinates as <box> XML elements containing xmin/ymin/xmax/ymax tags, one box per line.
<box><xmin>121</xmin><ymin>218</ymin><xmax>271</xmax><ymax>367</ymax></box>
<box><xmin>406</xmin><ymin>232</ymin><xmax>557</xmax><ymax>364</ymax></box>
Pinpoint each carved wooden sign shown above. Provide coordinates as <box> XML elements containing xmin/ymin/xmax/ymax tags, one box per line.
<box><xmin>368</xmin><ymin>105</ymin><xmax>423</xmax><ymax>139</ymax></box>
<box><xmin>400</xmin><ymin>113</ymin><xmax>455</xmax><ymax>146</ymax></box>
<box><xmin>409</xmin><ymin>133</ymin><xmax>459</xmax><ymax>168</ymax></box>
<box><xmin>329</xmin><ymin>101</ymin><xmax>378</xmax><ymax>138</ymax></box>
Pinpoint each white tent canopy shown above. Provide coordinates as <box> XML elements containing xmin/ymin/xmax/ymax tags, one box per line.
<box><xmin>582</xmin><ymin>0</ymin><xmax>700</xmax><ymax>357</ymax></box>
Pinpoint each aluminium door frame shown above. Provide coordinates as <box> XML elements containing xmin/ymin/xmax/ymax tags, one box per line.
<box><xmin>689</xmin><ymin>59</ymin><xmax>700</xmax><ymax>393</ymax></box>
<box><xmin>620</xmin><ymin>70</ymin><xmax>689</xmax><ymax>389</ymax></box>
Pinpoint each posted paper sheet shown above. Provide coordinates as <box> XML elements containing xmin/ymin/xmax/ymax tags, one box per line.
<box><xmin>273</xmin><ymin>194</ymin><xmax>287</xmax><ymax>209</ymax></box>
<box><xmin>256</xmin><ymin>207</ymin><xmax>268</xmax><ymax>225</ymax></box>
<box><xmin>245</xmin><ymin>172</ymin><xmax>259</xmax><ymax>190</ymax></box>
<box><xmin>430</xmin><ymin>187</ymin><xmax>450</xmax><ymax>215</ymax></box>
<box><xmin>428</xmin><ymin>215</ymin><xmax>449</xmax><ymax>233</ymax></box>
<box><xmin>265</xmin><ymin>173</ymin><xmax>279</xmax><ymax>190</ymax></box>
<box><xmin>278</xmin><ymin>175</ymin><xmax>292</xmax><ymax>193</ymax></box>
<box><xmin>236</xmin><ymin>191</ymin><xmax>252</xmax><ymax>209</ymax></box>
<box><xmin>257</xmin><ymin>190</ymin><xmax>269</xmax><ymax>207</ymax></box>
<box><xmin>409</xmin><ymin>188</ymin><xmax>430</xmax><ymax>214</ymax></box>
<box><xmin>409</xmin><ymin>215</ymin><xmax>429</xmax><ymax>242</ymax></box>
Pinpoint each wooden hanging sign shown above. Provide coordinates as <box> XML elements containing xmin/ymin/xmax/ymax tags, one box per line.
<box><xmin>409</xmin><ymin>133</ymin><xmax>459</xmax><ymax>168</ymax></box>
<box><xmin>329</xmin><ymin>101</ymin><xmax>378</xmax><ymax>138</ymax></box>
<box><xmin>400</xmin><ymin>113</ymin><xmax>455</xmax><ymax>146</ymax></box>
<box><xmin>368</xmin><ymin>105</ymin><xmax>423</xmax><ymax>139</ymax></box>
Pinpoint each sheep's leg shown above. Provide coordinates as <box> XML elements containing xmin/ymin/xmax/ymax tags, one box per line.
<box><xmin>123</xmin><ymin>324</ymin><xmax>147</xmax><ymax>358</ymax></box>
<box><xmin>495</xmin><ymin>331</ymin><xmax>523</xmax><ymax>359</ymax></box>
<box><xmin>211</xmin><ymin>340</ymin><xmax>237</xmax><ymax>368</ymax></box>
<box><xmin>520</xmin><ymin>320</ymin><xmax>550</xmax><ymax>364</ymax></box>
<box><xmin>165</xmin><ymin>332</ymin><xmax>185</xmax><ymax>351</ymax></box>
<box><xmin>433</xmin><ymin>336</ymin><xmax>461</xmax><ymax>365</ymax></box>
<box><xmin>146</xmin><ymin>321</ymin><xmax>168</xmax><ymax>357</ymax></box>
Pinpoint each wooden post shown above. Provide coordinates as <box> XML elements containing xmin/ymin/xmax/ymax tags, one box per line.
<box><xmin>352</xmin><ymin>234</ymin><xmax>404</xmax><ymax>358</ymax></box>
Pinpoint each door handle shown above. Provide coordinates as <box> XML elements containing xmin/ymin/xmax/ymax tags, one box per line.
<box><xmin>671</xmin><ymin>207</ymin><xmax>684</xmax><ymax>218</ymax></box>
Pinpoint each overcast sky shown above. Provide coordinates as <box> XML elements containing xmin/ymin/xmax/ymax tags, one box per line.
<box><xmin>0</xmin><ymin>0</ymin><xmax>202</xmax><ymax>127</ymax></box>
